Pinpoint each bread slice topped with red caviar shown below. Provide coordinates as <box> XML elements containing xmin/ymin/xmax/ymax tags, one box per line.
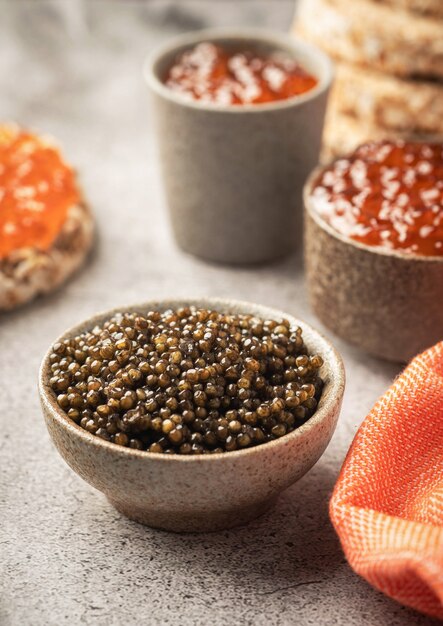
<box><xmin>0</xmin><ymin>124</ymin><xmax>94</xmax><ymax>310</ymax></box>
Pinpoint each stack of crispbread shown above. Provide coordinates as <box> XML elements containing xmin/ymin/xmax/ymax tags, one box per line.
<box><xmin>294</xmin><ymin>0</ymin><xmax>443</xmax><ymax>160</ymax></box>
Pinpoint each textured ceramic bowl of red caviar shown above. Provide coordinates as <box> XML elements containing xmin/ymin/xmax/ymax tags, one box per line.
<box><xmin>39</xmin><ymin>298</ymin><xmax>344</xmax><ymax>533</ymax></box>
<box><xmin>304</xmin><ymin>140</ymin><xmax>443</xmax><ymax>363</ymax></box>
<box><xmin>144</xmin><ymin>28</ymin><xmax>333</xmax><ymax>264</ymax></box>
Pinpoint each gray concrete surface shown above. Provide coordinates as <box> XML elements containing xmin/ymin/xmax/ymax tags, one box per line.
<box><xmin>0</xmin><ymin>2</ymin><xmax>440</xmax><ymax>625</ymax></box>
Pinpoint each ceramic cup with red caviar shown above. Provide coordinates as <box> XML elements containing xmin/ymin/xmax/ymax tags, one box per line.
<box><xmin>304</xmin><ymin>140</ymin><xmax>443</xmax><ymax>363</ymax></box>
<box><xmin>145</xmin><ymin>29</ymin><xmax>333</xmax><ymax>264</ymax></box>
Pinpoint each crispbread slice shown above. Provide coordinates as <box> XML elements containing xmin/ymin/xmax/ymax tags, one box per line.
<box><xmin>0</xmin><ymin>200</ymin><xmax>94</xmax><ymax>311</ymax></box>
<box><xmin>294</xmin><ymin>0</ymin><xmax>443</xmax><ymax>79</ymax></box>
<box><xmin>374</xmin><ymin>0</ymin><xmax>443</xmax><ymax>18</ymax></box>
<box><xmin>331</xmin><ymin>62</ymin><xmax>443</xmax><ymax>134</ymax></box>
<box><xmin>321</xmin><ymin>109</ymin><xmax>443</xmax><ymax>162</ymax></box>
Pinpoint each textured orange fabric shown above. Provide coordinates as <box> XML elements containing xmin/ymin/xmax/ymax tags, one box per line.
<box><xmin>330</xmin><ymin>342</ymin><xmax>443</xmax><ymax>619</ymax></box>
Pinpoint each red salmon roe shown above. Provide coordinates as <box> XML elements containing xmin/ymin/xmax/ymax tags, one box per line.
<box><xmin>164</xmin><ymin>42</ymin><xmax>318</xmax><ymax>105</ymax></box>
<box><xmin>310</xmin><ymin>141</ymin><xmax>443</xmax><ymax>256</ymax></box>
<box><xmin>0</xmin><ymin>124</ymin><xmax>80</xmax><ymax>259</ymax></box>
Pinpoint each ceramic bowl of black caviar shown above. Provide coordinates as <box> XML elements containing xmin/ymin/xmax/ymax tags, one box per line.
<box><xmin>304</xmin><ymin>140</ymin><xmax>443</xmax><ymax>363</ymax></box>
<box><xmin>39</xmin><ymin>298</ymin><xmax>345</xmax><ymax>533</ymax></box>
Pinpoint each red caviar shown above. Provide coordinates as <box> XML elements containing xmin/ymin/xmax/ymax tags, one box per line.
<box><xmin>0</xmin><ymin>125</ymin><xmax>80</xmax><ymax>259</ymax></box>
<box><xmin>310</xmin><ymin>141</ymin><xmax>443</xmax><ymax>257</ymax></box>
<box><xmin>164</xmin><ymin>42</ymin><xmax>318</xmax><ymax>105</ymax></box>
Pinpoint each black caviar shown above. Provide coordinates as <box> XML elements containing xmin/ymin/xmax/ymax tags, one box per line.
<box><xmin>48</xmin><ymin>308</ymin><xmax>324</xmax><ymax>454</ymax></box>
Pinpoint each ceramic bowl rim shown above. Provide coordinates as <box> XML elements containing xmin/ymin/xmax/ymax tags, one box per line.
<box><xmin>39</xmin><ymin>298</ymin><xmax>345</xmax><ymax>464</ymax></box>
<box><xmin>304</xmin><ymin>165</ymin><xmax>443</xmax><ymax>263</ymax></box>
<box><xmin>143</xmin><ymin>27</ymin><xmax>334</xmax><ymax>113</ymax></box>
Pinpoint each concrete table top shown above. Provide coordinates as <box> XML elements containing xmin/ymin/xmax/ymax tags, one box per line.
<box><xmin>0</xmin><ymin>2</ymin><xmax>440</xmax><ymax>625</ymax></box>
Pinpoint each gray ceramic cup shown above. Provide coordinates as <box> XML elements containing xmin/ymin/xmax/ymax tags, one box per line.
<box><xmin>145</xmin><ymin>29</ymin><xmax>333</xmax><ymax>264</ymax></box>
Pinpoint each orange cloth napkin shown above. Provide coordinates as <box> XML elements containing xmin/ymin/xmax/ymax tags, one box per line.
<box><xmin>330</xmin><ymin>342</ymin><xmax>443</xmax><ymax>619</ymax></box>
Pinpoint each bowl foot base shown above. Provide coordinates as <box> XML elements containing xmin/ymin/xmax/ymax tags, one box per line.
<box><xmin>107</xmin><ymin>495</ymin><xmax>278</xmax><ymax>533</ymax></box>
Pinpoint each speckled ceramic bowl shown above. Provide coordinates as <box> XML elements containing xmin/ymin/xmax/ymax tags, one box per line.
<box><xmin>39</xmin><ymin>298</ymin><xmax>345</xmax><ymax>533</ymax></box>
<box><xmin>304</xmin><ymin>169</ymin><xmax>443</xmax><ymax>363</ymax></box>
<box><xmin>144</xmin><ymin>29</ymin><xmax>333</xmax><ymax>264</ymax></box>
